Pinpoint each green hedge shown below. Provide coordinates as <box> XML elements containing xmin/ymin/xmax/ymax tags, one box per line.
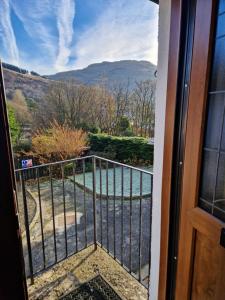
<box><xmin>89</xmin><ymin>134</ymin><xmax>153</xmax><ymax>164</ymax></box>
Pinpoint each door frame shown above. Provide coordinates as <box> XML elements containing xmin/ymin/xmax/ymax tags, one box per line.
<box><xmin>0</xmin><ymin>61</ymin><xmax>28</xmax><ymax>299</ymax></box>
<box><xmin>158</xmin><ymin>0</ymin><xmax>183</xmax><ymax>298</ymax></box>
<box><xmin>159</xmin><ymin>0</ymin><xmax>217</xmax><ymax>299</ymax></box>
<box><xmin>175</xmin><ymin>0</ymin><xmax>217</xmax><ymax>298</ymax></box>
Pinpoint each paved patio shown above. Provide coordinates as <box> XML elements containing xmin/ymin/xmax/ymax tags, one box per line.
<box><xmin>28</xmin><ymin>245</ymin><xmax>148</xmax><ymax>300</ymax></box>
<box><xmin>17</xmin><ymin>177</ymin><xmax>151</xmax><ymax>280</ymax></box>
<box><xmin>17</xmin><ymin>175</ymin><xmax>151</xmax><ymax>299</ymax></box>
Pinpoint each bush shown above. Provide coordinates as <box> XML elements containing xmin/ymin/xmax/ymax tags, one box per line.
<box><xmin>89</xmin><ymin>133</ymin><xmax>153</xmax><ymax>164</ymax></box>
<box><xmin>31</xmin><ymin>122</ymin><xmax>88</xmax><ymax>163</ymax></box>
<box><xmin>14</xmin><ymin>139</ymin><xmax>32</xmax><ymax>153</ymax></box>
<box><xmin>78</xmin><ymin>122</ymin><xmax>100</xmax><ymax>134</ymax></box>
<box><xmin>116</xmin><ymin>116</ymin><xmax>130</xmax><ymax>135</ymax></box>
<box><xmin>7</xmin><ymin>105</ymin><xmax>21</xmax><ymax>146</ymax></box>
<box><xmin>89</xmin><ymin>150</ymin><xmax>117</xmax><ymax>160</ymax></box>
<box><xmin>64</xmin><ymin>162</ymin><xmax>74</xmax><ymax>176</ymax></box>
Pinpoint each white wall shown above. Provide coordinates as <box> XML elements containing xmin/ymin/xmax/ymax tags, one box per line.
<box><xmin>149</xmin><ymin>1</ymin><xmax>171</xmax><ymax>299</ymax></box>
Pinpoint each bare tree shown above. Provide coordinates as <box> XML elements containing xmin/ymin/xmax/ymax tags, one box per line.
<box><xmin>34</xmin><ymin>82</ymin><xmax>116</xmax><ymax>134</ymax></box>
<box><xmin>110</xmin><ymin>80</ymin><xmax>130</xmax><ymax>135</ymax></box>
<box><xmin>130</xmin><ymin>80</ymin><xmax>156</xmax><ymax>137</ymax></box>
<box><xmin>33</xmin><ymin>79</ymin><xmax>156</xmax><ymax>138</ymax></box>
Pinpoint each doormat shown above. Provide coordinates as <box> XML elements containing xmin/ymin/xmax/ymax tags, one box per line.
<box><xmin>60</xmin><ymin>275</ymin><xmax>122</xmax><ymax>300</ymax></box>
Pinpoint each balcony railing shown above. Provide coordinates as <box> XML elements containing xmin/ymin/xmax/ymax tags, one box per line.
<box><xmin>15</xmin><ymin>155</ymin><xmax>153</xmax><ymax>291</ymax></box>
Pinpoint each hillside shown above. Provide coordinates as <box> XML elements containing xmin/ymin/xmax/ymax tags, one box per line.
<box><xmin>2</xmin><ymin>60</ymin><xmax>156</xmax><ymax>101</ymax></box>
<box><xmin>48</xmin><ymin>60</ymin><xmax>156</xmax><ymax>89</ymax></box>
<box><xmin>3</xmin><ymin>68</ymin><xmax>52</xmax><ymax>101</ymax></box>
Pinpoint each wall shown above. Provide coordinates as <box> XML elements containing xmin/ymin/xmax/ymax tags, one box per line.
<box><xmin>149</xmin><ymin>0</ymin><xmax>171</xmax><ymax>299</ymax></box>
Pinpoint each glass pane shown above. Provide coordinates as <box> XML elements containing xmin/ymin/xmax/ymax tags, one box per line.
<box><xmin>220</xmin><ymin>114</ymin><xmax>225</xmax><ymax>151</ymax></box>
<box><xmin>215</xmin><ymin>153</ymin><xmax>225</xmax><ymax>199</ymax></box>
<box><xmin>213</xmin><ymin>206</ymin><xmax>225</xmax><ymax>222</ymax></box>
<box><xmin>210</xmin><ymin>38</ymin><xmax>225</xmax><ymax>92</ymax></box>
<box><xmin>200</xmin><ymin>150</ymin><xmax>217</xmax><ymax>202</ymax></box>
<box><xmin>204</xmin><ymin>94</ymin><xmax>224</xmax><ymax>150</ymax></box>
<box><xmin>219</xmin><ymin>0</ymin><xmax>225</xmax><ymax>14</ymax></box>
<box><xmin>216</xmin><ymin>13</ymin><xmax>225</xmax><ymax>38</ymax></box>
<box><xmin>199</xmin><ymin>0</ymin><xmax>225</xmax><ymax>222</ymax></box>
<box><xmin>199</xmin><ymin>199</ymin><xmax>212</xmax><ymax>214</ymax></box>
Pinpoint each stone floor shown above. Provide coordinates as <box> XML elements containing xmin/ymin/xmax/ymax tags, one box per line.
<box><xmin>18</xmin><ymin>178</ymin><xmax>151</xmax><ymax>282</ymax></box>
<box><xmin>28</xmin><ymin>245</ymin><xmax>148</xmax><ymax>300</ymax></box>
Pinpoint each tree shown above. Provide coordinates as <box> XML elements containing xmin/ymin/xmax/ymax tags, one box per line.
<box><xmin>34</xmin><ymin>82</ymin><xmax>116</xmax><ymax>134</ymax></box>
<box><xmin>110</xmin><ymin>80</ymin><xmax>130</xmax><ymax>135</ymax></box>
<box><xmin>33</xmin><ymin>79</ymin><xmax>156</xmax><ymax>138</ymax></box>
<box><xmin>7</xmin><ymin>105</ymin><xmax>21</xmax><ymax>146</ymax></box>
<box><xmin>116</xmin><ymin>116</ymin><xmax>133</xmax><ymax>136</ymax></box>
<box><xmin>8</xmin><ymin>89</ymin><xmax>31</xmax><ymax>126</ymax></box>
<box><xmin>30</xmin><ymin>121</ymin><xmax>88</xmax><ymax>162</ymax></box>
<box><xmin>130</xmin><ymin>80</ymin><xmax>156</xmax><ymax>137</ymax></box>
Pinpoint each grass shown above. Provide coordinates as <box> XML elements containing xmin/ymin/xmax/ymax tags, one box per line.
<box><xmin>74</xmin><ymin>166</ymin><xmax>152</xmax><ymax>197</ymax></box>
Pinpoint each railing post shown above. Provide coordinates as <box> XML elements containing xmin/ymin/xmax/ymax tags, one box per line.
<box><xmin>20</xmin><ymin>171</ymin><xmax>34</xmax><ymax>284</ymax></box>
<box><xmin>148</xmin><ymin>174</ymin><xmax>154</xmax><ymax>293</ymax></box>
<box><xmin>92</xmin><ymin>156</ymin><xmax>97</xmax><ymax>250</ymax></box>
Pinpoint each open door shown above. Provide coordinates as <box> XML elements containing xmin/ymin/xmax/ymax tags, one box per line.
<box><xmin>0</xmin><ymin>61</ymin><xmax>28</xmax><ymax>299</ymax></box>
<box><xmin>175</xmin><ymin>0</ymin><xmax>225</xmax><ymax>299</ymax></box>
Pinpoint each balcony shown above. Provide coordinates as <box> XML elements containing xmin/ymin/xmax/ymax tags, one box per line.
<box><xmin>16</xmin><ymin>156</ymin><xmax>153</xmax><ymax>299</ymax></box>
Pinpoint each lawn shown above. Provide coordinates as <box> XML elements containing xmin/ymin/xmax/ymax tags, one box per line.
<box><xmin>73</xmin><ymin>166</ymin><xmax>152</xmax><ymax>197</ymax></box>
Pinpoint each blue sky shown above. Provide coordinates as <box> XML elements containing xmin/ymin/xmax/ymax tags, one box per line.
<box><xmin>0</xmin><ymin>0</ymin><xmax>158</xmax><ymax>75</ymax></box>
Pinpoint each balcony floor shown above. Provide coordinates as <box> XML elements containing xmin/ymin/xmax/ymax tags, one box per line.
<box><xmin>28</xmin><ymin>245</ymin><xmax>148</xmax><ymax>300</ymax></box>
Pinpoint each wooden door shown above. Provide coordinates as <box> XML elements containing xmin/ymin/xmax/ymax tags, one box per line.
<box><xmin>175</xmin><ymin>0</ymin><xmax>225</xmax><ymax>299</ymax></box>
<box><xmin>0</xmin><ymin>62</ymin><xmax>28</xmax><ymax>299</ymax></box>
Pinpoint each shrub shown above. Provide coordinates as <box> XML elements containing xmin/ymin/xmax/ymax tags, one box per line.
<box><xmin>116</xmin><ymin>116</ymin><xmax>132</xmax><ymax>136</ymax></box>
<box><xmin>89</xmin><ymin>133</ymin><xmax>153</xmax><ymax>164</ymax></box>
<box><xmin>7</xmin><ymin>104</ymin><xmax>21</xmax><ymax>146</ymax></box>
<box><xmin>30</xmin><ymin>121</ymin><xmax>88</xmax><ymax>162</ymax></box>
<box><xmin>78</xmin><ymin>122</ymin><xmax>100</xmax><ymax>134</ymax></box>
<box><xmin>64</xmin><ymin>162</ymin><xmax>74</xmax><ymax>177</ymax></box>
<box><xmin>89</xmin><ymin>150</ymin><xmax>117</xmax><ymax>161</ymax></box>
<box><xmin>14</xmin><ymin>139</ymin><xmax>32</xmax><ymax>153</ymax></box>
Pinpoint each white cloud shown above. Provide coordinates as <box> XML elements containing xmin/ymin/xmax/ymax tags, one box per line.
<box><xmin>10</xmin><ymin>0</ymin><xmax>58</xmax><ymax>62</ymax></box>
<box><xmin>55</xmin><ymin>0</ymin><xmax>76</xmax><ymax>71</ymax></box>
<box><xmin>9</xmin><ymin>0</ymin><xmax>76</xmax><ymax>72</ymax></box>
<box><xmin>0</xmin><ymin>0</ymin><xmax>19</xmax><ymax>65</ymax></box>
<box><xmin>72</xmin><ymin>0</ymin><xmax>158</xmax><ymax>69</ymax></box>
<box><xmin>0</xmin><ymin>0</ymin><xmax>158</xmax><ymax>74</ymax></box>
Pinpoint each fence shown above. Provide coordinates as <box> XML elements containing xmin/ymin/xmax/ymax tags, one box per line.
<box><xmin>15</xmin><ymin>155</ymin><xmax>153</xmax><ymax>288</ymax></box>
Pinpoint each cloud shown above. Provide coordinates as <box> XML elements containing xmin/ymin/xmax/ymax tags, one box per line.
<box><xmin>9</xmin><ymin>0</ymin><xmax>76</xmax><ymax>72</ymax></box>
<box><xmin>10</xmin><ymin>0</ymin><xmax>58</xmax><ymax>62</ymax></box>
<box><xmin>0</xmin><ymin>0</ymin><xmax>19</xmax><ymax>65</ymax></box>
<box><xmin>0</xmin><ymin>0</ymin><xmax>158</xmax><ymax>74</ymax></box>
<box><xmin>72</xmin><ymin>0</ymin><xmax>158</xmax><ymax>69</ymax></box>
<box><xmin>55</xmin><ymin>0</ymin><xmax>76</xmax><ymax>71</ymax></box>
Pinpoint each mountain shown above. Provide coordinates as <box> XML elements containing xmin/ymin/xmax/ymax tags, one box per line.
<box><xmin>48</xmin><ymin>60</ymin><xmax>156</xmax><ymax>89</ymax></box>
<box><xmin>2</xmin><ymin>60</ymin><xmax>156</xmax><ymax>102</ymax></box>
<box><xmin>2</xmin><ymin>68</ymin><xmax>52</xmax><ymax>101</ymax></box>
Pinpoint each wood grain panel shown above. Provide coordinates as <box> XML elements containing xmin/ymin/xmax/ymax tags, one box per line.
<box><xmin>158</xmin><ymin>0</ymin><xmax>182</xmax><ymax>298</ymax></box>
<box><xmin>192</xmin><ymin>231</ymin><xmax>225</xmax><ymax>300</ymax></box>
<box><xmin>188</xmin><ymin>207</ymin><xmax>224</xmax><ymax>243</ymax></box>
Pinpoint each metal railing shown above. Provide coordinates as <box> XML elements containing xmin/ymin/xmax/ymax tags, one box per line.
<box><xmin>15</xmin><ymin>155</ymin><xmax>153</xmax><ymax>289</ymax></box>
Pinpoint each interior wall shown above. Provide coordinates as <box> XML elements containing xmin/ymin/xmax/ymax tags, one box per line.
<box><xmin>149</xmin><ymin>1</ymin><xmax>171</xmax><ymax>299</ymax></box>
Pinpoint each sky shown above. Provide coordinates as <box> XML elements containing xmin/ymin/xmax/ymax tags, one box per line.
<box><xmin>0</xmin><ymin>0</ymin><xmax>158</xmax><ymax>75</ymax></box>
